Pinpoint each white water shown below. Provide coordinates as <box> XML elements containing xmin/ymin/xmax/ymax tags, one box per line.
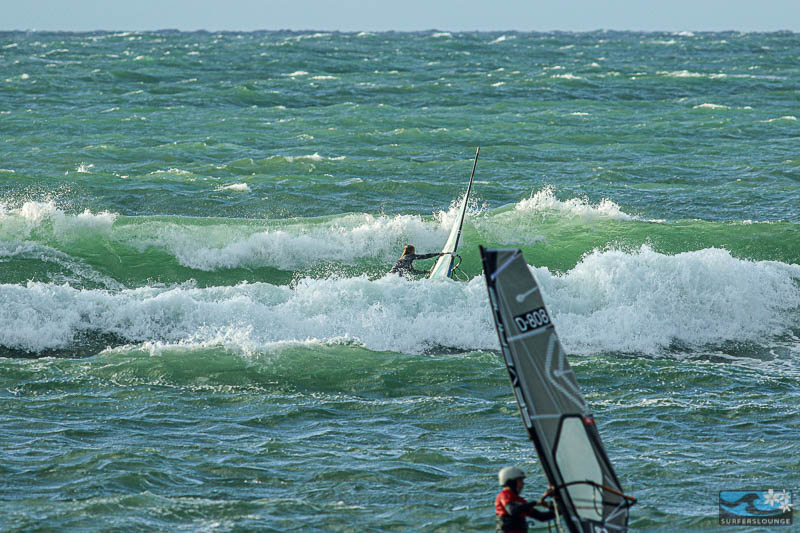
<box><xmin>0</xmin><ymin>190</ymin><xmax>632</xmax><ymax>272</ymax></box>
<box><xmin>2</xmin><ymin>245</ymin><xmax>796</xmax><ymax>358</ymax></box>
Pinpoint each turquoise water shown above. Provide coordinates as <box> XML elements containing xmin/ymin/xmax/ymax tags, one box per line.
<box><xmin>1</xmin><ymin>30</ymin><xmax>798</xmax><ymax>531</ymax></box>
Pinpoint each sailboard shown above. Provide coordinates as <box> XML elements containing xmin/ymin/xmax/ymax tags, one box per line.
<box><xmin>480</xmin><ymin>247</ymin><xmax>635</xmax><ymax>533</ymax></box>
<box><xmin>428</xmin><ymin>147</ymin><xmax>480</xmax><ymax>279</ymax></box>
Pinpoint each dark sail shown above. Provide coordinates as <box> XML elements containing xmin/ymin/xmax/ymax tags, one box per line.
<box><xmin>481</xmin><ymin>247</ymin><xmax>634</xmax><ymax>533</ymax></box>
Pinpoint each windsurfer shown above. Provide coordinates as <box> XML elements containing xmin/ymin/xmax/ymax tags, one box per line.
<box><xmin>389</xmin><ymin>245</ymin><xmax>443</xmax><ymax>277</ymax></box>
<box><xmin>495</xmin><ymin>467</ymin><xmax>555</xmax><ymax>533</ymax></box>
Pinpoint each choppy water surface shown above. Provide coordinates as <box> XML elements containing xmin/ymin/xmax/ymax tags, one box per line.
<box><xmin>1</xmin><ymin>30</ymin><xmax>798</xmax><ymax>531</ymax></box>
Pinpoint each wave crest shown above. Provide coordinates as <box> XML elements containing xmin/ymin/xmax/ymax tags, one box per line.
<box><xmin>2</xmin><ymin>245</ymin><xmax>796</xmax><ymax>359</ymax></box>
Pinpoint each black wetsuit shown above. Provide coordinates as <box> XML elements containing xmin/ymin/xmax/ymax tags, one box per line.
<box><xmin>389</xmin><ymin>252</ymin><xmax>440</xmax><ymax>277</ymax></box>
<box><xmin>495</xmin><ymin>487</ymin><xmax>556</xmax><ymax>532</ymax></box>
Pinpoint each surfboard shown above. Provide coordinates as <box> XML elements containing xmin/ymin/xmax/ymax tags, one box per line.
<box><xmin>428</xmin><ymin>147</ymin><xmax>479</xmax><ymax>279</ymax></box>
<box><xmin>480</xmin><ymin>246</ymin><xmax>636</xmax><ymax>533</ymax></box>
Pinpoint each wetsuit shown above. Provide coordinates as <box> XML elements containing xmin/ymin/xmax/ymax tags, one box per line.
<box><xmin>495</xmin><ymin>487</ymin><xmax>555</xmax><ymax>533</ymax></box>
<box><xmin>389</xmin><ymin>252</ymin><xmax>440</xmax><ymax>277</ymax></box>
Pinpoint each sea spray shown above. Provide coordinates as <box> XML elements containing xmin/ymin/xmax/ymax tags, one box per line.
<box><xmin>2</xmin><ymin>247</ymin><xmax>796</xmax><ymax>358</ymax></box>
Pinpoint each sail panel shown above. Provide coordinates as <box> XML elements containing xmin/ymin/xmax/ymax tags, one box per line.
<box><xmin>481</xmin><ymin>247</ymin><xmax>631</xmax><ymax>533</ymax></box>
<box><xmin>429</xmin><ymin>148</ymin><xmax>479</xmax><ymax>279</ymax></box>
<box><xmin>428</xmin><ymin>202</ymin><xmax>463</xmax><ymax>278</ymax></box>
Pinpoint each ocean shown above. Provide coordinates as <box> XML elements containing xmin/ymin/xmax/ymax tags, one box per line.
<box><xmin>0</xmin><ymin>30</ymin><xmax>798</xmax><ymax>532</ymax></box>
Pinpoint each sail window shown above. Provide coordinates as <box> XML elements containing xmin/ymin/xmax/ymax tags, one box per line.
<box><xmin>554</xmin><ymin>416</ymin><xmax>604</xmax><ymax>522</ymax></box>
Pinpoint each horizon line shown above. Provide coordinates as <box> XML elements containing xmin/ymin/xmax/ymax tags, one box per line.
<box><xmin>2</xmin><ymin>28</ymin><xmax>798</xmax><ymax>34</ymax></box>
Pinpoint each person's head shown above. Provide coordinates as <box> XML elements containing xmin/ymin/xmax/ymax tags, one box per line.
<box><xmin>498</xmin><ymin>466</ymin><xmax>526</xmax><ymax>494</ymax></box>
<box><xmin>402</xmin><ymin>244</ymin><xmax>416</xmax><ymax>256</ymax></box>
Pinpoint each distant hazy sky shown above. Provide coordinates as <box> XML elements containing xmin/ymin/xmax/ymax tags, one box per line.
<box><xmin>4</xmin><ymin>0</ymin><xmax>800</xmax><ymax>32</ymax></box>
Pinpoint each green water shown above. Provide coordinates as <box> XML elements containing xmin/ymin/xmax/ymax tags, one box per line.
<box><xmin>1</xmin><ymin>30</ymin><xmax>798</xmax><ymax>531</ymax></box>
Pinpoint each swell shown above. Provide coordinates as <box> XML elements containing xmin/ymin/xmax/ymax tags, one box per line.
<box><xmin>1</xmin><ymin>194</ymin><xmax>797</xmax><ymax>289</ymax></box>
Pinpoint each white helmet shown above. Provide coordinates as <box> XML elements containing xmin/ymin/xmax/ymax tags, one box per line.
<box><xmin>498</xmin><ymin>466</ymin><xmax>526</xmax><ymax>486</ymax></box>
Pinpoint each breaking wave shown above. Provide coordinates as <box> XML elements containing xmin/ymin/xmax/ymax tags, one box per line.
<box><xmin>2</xmin><ymin>245</ymin><xmax>796</xmax><ymax>359</ymax></box>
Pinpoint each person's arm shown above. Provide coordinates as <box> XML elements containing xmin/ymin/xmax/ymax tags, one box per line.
<box><xmin>526</xmin><ymin>503</ymin><xmax>555</xmax><ymax>522</ymax></box>
<box><xmin>412</xmin><ymin>252</ymin><xmax>443</xmax><ymax>260</ymax></box>
<box><xmin>504</xmin><ymin>500</ymin><xmax>555</xmax><ymax>522</ymax></box>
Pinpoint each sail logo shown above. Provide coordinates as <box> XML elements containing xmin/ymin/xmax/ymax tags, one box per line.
<box><xmin>513</xmin><ymin>307</ymin><xmax>550</xmax><ymax>333</ymax></box>
<box><xmin>515</xmin><ymin>286</ymin><xmax>538</xmax><ymax>302</ymax></box>
<box><xmin>719</xmin><ymin>490</ymin><xmax>793</xmax><ymax>526</ymax></box>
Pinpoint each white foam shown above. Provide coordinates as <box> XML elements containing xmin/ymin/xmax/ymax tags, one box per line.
<box><xmin>555</xmin><ymin>74</ymin><xmax>585</xmax><ymax>81</ymax></box>
<box><xmin>433</xmin><ymin>192</ymin><xmax>486</xmax><ymax>233</ymax></box>
<box><xmin>129</xmin><ymin>212</ymin><xmax>448</xmax><ymax>271</ymax></box>
<box><xmin>660</xmin><ymin>70</ymin><xmax>706</xmax><ymax>78</ymax></box>
<box><xmin>537</xmin><ymin>245</ymin><xmax>800</xmax><ymax>356</ymax></box>
<box><xmin>693</xmin><ymin>103</ymin><xmax>730</xmax><ymax>110</ymax></box>
<box><xmin>2</xmin><ymin>246</ymin><xmax>797</xmax><ymax>358</ymax></box>
<box><xmin>217</xmin><ymin>183</ymin><xmax>250</xmax><ymax>192</ymax></box>
<box><xmin>473</xmin><ymin>187</ymin><xmax>635</xmax><ymax>247</ymax></box>
<box><xmin>513</xmin><ymin>185</ymin><xmax>634</xmax><ymax>221</ymax></box>
<box><xmin>0</xmin><ymin>276</ymin><xmax>494</xmax><ymax>355</ymax></box>
<box><xmin>0</xmin><ymin>201</ymin><xmax>458</xmax><ymax>272</ymax></box>
<box><xmin>0</xmin><ymin>201</ymin><xmax>116</xmax><ymax>244</ymax></box>
<box><xmin>489</xmin><ymin>35</ymin><xmax>514</xmax><ymax>45</ymax></box>
<box><xmin>283</xmin><ymin>34</ymin><xmax>330</xmax><ymax>43</ymax></box>
<box><xmin>273</xmin><ymin>153</ymin><xmax>343</xmax><ymax>163</ymax></box>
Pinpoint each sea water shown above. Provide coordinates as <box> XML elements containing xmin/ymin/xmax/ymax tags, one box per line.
<box><xmin>0</xmin><ymin>30</ymin><xmax>798</xmax><ymax>531</ymax></box>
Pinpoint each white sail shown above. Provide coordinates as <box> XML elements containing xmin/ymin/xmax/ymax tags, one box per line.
<box><xmin>429</xmin><ymin>147</ymin><xmax>479</xmax><ymax>279</ymax></box>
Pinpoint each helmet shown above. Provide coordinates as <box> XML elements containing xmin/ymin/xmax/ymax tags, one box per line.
<box><xmin>498</xmin><ymin>466</ymin><xmax>526</xmax><ymax>486</ymax></box>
